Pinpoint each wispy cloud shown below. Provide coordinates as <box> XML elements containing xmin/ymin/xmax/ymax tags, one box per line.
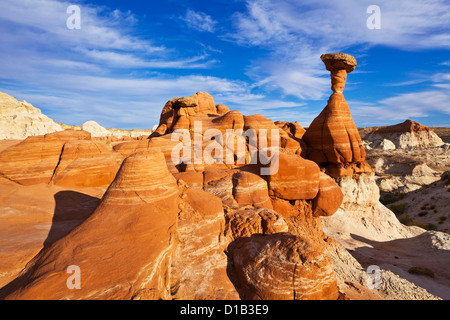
<box><xmin>0</xmin><ymin>0</ymin><xmax>231</xmax><ymax>128</ymax></box>
<box><xmin>180</xmin><ymin>9</ymin><xmax>218</xmax><ymax>33</ymax></box>
<box><xmin>351</xmin><ymin>71</ymin><xmax>450</xmax><ymax>125</ymax></box>
<box><xmin>229</xmin><ymin>0</ymin><xmax>450</xmax><ymax>102</ymax></box>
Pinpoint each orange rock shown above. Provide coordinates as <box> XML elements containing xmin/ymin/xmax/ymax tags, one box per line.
<box><xmin>113</xmin><ymin>135</ymin><xmax>181</xmax><ymax>173</ymax></box>
<box><xmin>156</xmin><ymin>92</ymin><xmax>218</xmax><ymax>135</ymax></box>
<box><xmin>216</xmin><ymin>104</ymin><xmax>230</xmax><ymax>115</ymax></box>
<box><xmin>275</xmin><ymin>121</ymin><xmax>306</xmax><ymax>139</ymax></box>
<box><xmin>51</xmin><ymin>140</ymin><xmax>121</xmax><ymax>188</ymax></box>
<box><xmin>172</xmin><ymin>171</ymin><xmax>204</xmax><ymax>189</ymax></box>
<box><xmin>266</xmin><ymin>151</ymin><xmax>320</xmax><ymax>200</ymax></box>
<box><xmin>171</xmin><ymin>187</ymin><xmax>238</xmax><ymax>299</ymax></box>
<box><xmin>232</xmin><ymin>171</ymin><xmax>272</xmax><ymax>209</ymax></box>
<box><xmin>370</xmin><ymin>119</ymin><xmax>432</xmax><ymax>135</ymax></box>
<box><xmin>312</xmin><ymin>172</ymin><xmax>343</xmax><ymax>217</ymax></box>
<box><xmin>0</xmin><ymin>150</ymin><xmax>180</xmax><ymax>300</ymax></box>
<box><xmin>225</xmin><ymin>207</ymin><xmax>288</xmax><ymax>240</ymax></box>
<box><xmin>194</xmin><ymin>91</ymin><xmax>217</xmax><ymax>114</ymax></box>
<box><xmin>0</xmin><ymin>130</ymin><xmax>93</xmax><ymax>185</ymax></box>
<box><xmin>0</xmin><ymin>130</ymin><xmax>121</xmax><ymax>187</ymax></box>
<box><xmin>232</xmin><ymin>233</ymin><xmax>339</xmax><ymax>300</ymax></box>
<box><xmin>44</xmin><ymin>129</ymin><xmax>91</xmax><ymax>141</ymax></box>
<box><xmin>303</xmin><ymin>93</ymin><xmax>366</xmax><ymax>165</ymax></box>
<box><xmin>0</xmin><ymin>136</ymin><xmax>65</xmax><ymax>185</ymax></box>
<box><xmin>303</xmin><ymin>53</ymin><xmax>369</xmax><ymax>177</ymax></box>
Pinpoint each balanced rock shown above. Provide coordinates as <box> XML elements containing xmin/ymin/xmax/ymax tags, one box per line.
<box><xmin>303</xmin><ymin>53</ymin><xmax>371</xmax><ymax>178</ymax></box>
<box><xmin>320</xmin><ymin>53</ymin><xmax>357</xmax><ymax>73</ymax></box>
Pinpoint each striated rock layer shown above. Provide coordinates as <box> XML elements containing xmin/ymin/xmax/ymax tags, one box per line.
<box><xmin>366</xmin><ymin>120</ymin><xmax>444</xmax><ymax>149</ymax></box>
<box><xmin>0</xmin><ymin>130</ymin><xmax>121</xmax><ymax>187</ymax></box>
<box><xmin>0</xmin><ymin>86</ymin><xmax>345</xmax><ymax>300</ymax></box>
<box><xmin>0</xmin><ymin>150</ymin><xmax>180</xmax><ymax>300</ymax></box>
<box><xmin>3</xmin><ymin>52</ymin><xmax>444</xmax><ymax>300</ymax></box>
<box><xmin>303</xmin><ymin>53</ymin><xmax>372</xmax><ymax>178</ymax></box>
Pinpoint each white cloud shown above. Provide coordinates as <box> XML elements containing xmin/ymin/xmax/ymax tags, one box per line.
<box><xmin>228</xmin><ymin>0</ymin><xmax>450</xmax><ymax>102</ymax></box>
<box><xmin>4</xmin><ymin>73</ymin><xmax>308</xmax><ymax>129</ymax></box>
<box><xmin>180</xmin><ymin>9</ymin><xmax>218</xmax><ymax>33</ymax></box>
<box><xmin>351</xmin><ymin>73</ymin><xmax>450</xmax><ymax>125</ymax></box>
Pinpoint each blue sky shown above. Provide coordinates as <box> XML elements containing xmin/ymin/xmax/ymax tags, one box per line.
<box><xmin>0</xmin><ymin>0</ymin><xmax>449</xmax><ymax>129</ymax></box>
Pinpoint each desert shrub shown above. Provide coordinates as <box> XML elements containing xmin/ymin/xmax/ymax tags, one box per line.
<box><xmin>430</xmin><ymin>205</ymin><xmax>436</xmax><ymax>210</ymax></box>
<box><xmin>418</xmin><ymin>211</ymin><xmax>428</xmax><ymax>217</ymax></box>
<box><xmin>399</xmin><ymin>215</ymin><xmax>412</xmax><ymax>225</ymax></box>
<box><xmin>381</xmin><ymin>192</ymin><xmax>406</xmax><ymax>205</ymax></box>
<box><xmin>408</xmin><ymin>267</ymin><xmax>435</xmax><ymax>278</ymax></box>
<box><xmin>410</xmin><ymin>221</ymin><xmax>437</xmax><ymax>231</ymax></box>
<box><xmin>441</xmin><ymin>171</ymin><xmax>450</xmax><ymax>185</ymax></box>
<box><xmin>390</xmin><ymin>203</ymin><xmax>408</xmax><ymax>215</ymax></box>
<box><xmin>439</xmin><ymin>216</ymin><xmax>447</xmax><ymax>222</ymax></box>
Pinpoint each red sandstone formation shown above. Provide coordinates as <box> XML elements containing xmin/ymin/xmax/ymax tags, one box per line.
<box><xmin>0</xmin><ymin>130</ymin><xmax>121</xmax><ymax>187</ymax></box>
<box><xmin>0</xmin><ymin>55</ymin><xmax>362</xmax><ymax>300</ymax></box>
<box><xmin>370</xmin><ymin>119</ymin><xmax>432</xmax><ymax>135</ymax></box>
<box><xmin>0</xmin><ymin>151</ymin><xmax>180</xmax><ymax>299</ymax></box>
<box><xmin>232</xmin><ymin>233</ymin><xmax>338</xmax><ymax>300</ymax></box>
<box><xmin>302</xmin><ymin>53</ymin><xmax>372</xmax><ymax>178</ymax></box>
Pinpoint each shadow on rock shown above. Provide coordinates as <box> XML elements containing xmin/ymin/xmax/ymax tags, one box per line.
<box><xmin>44</xmin><ymin>190</ymin><xmax>100</xmax><ymax>246</ymax></box>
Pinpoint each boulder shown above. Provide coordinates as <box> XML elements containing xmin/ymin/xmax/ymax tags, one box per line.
<box><xmin>232</xmin><ymin>233</ymin><xmax>339</xmax><ymax>300</ymax></box>
<box><xmin>81</xmin><ymin>121</ymin><xmax>111</xmax><ymax>138</ymax></box>
<box><xmin>312</xmin><ymin>172</ymin><xmax>344</xmax><ymax>217</ymax></box>
<box><xmin>303</xmin><ymin>53</ymin><xmax>370</xmax><ymax>177</ymax></box>
<box><xmin>266</xmin><ymin>152</ymin><xmax>320</xmax><ymax>200</ymax></box>
<box><xmin>232</xmin><ymin>171</ymin><xmax>273</xmax><ymax>209</ymax></box>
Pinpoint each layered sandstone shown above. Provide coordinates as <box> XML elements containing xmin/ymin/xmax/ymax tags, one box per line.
<box><xmin>0</xmin><ymin>151</ymin><xmax>180</xmax><ymax>300</ymax></box>
<box><xmin>5</xmin><ymin>52</ymin><xmax>446</xmax><ymax>300</ymax></box>
<box><xmin>233</xmin><ymin>233</ymin><xmax>338</xmax><ymax>300</ymax></box>
<box><xmin>0</xmin><ymin>130</ymin><xmax>121</xmax><ymax>187</ymax></box>
<box><xmin>303</xmin><ymin>53</ymin><xmax>372</xmax><ymax>178</ymax></box>
<box><xmin>0</xmin><ymin>86</ymin><xmax>349</xmax><ymax>300</ymax></box>
<box><xmin>366</xmin><ymin>120</ymin><xmax>444</xmax><ymax>149</ymax></box>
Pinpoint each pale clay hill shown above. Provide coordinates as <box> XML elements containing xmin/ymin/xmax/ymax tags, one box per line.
<box><xmin>360</xmin><ymin>123</ymin><xmax>450</xmax><ymax>234</ymax></box>
<box><xmin>0</xmin><ymin>92</ymin><xmax>63</xmax><ymax>139</ymax></box>
<box><xmin>0</xmin><ymin>53</ymin><xmax>449</xmax><ymax>300</ymax></box>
